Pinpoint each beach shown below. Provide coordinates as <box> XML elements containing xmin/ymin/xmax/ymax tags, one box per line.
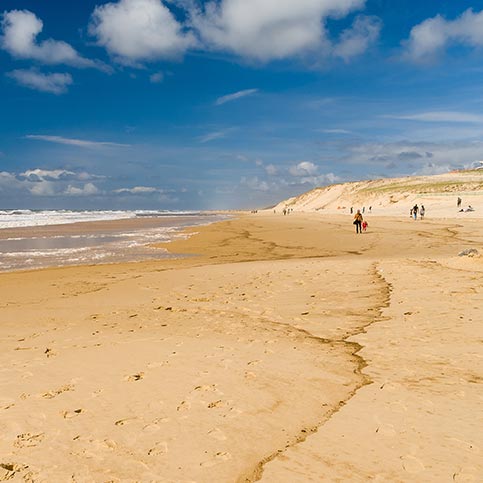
<box><xmin>0</xmin><ymin>212</ymin><xmax>482</xmax><ymax>482</ymax></box>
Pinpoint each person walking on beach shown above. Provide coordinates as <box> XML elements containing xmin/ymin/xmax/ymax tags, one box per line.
<box><xmin>353</xmin><ymin>210</ymin><xmax>363</xmax><ymax>234</ymax></box>
<box><xmin>412</xmin><ymin>204</ymin><xmax>418</xmax><ymax>220</ymax></box>
<box><xmin>420</xmin><ymin>205</ymin><xmax>425</xmax><ymax>219</ymax></box>
<box><xmin>362</xmin><ymin>220</ymin><xmax>368</xmax><ymax>232</ymax></box>
<box><xmin>457</xmin><ymin>197</ymin><xmax>462</xmax><ymax>208</ymax></box>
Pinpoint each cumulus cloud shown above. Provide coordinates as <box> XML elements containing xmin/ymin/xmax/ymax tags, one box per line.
<box><xmin>28</xmin><ymin>180</ymin><xmax>57</xmax><ymax>196</ymax></box>
<box><xmin>20</xmin><ymin>168</ymin><xmax>76</xmax><ymax>181</ymax></box>
<box><xmin>64</xmin><ymin>183</ymin><xmax>99</xmax><ymax>196</ymax></box>
<box><xmin>189</xmin><ymin>0</ymin><xmax>372</xmax><ymax>62</ymax></box>
<box><xmin>113</xmin><ymin>186</ymin><xmax>160</xmax><ymax>194</ymax></box>
<box><xmin>215</xmin><ymin>88</ymin><xmax>258</xmax><ymax>105</ymax></box>
<box><xmin>1</xmin><ymin>10</ymin><xmax>100</xmax><ymax>68</ymax></box>
<box><xmin>7</xmin><ymin>69</ymin><xmax>73</xmax><ymax>94</ymax></box>
<box><xmin>240</xmin><ymin>176</ymin><xmax>269</xmax><ymax>191</ymax></box>
<box><xmin>403</xmin><ymin>8</ymin><xmax>483</xmax><ymax>63</ymax></box>
<box><xmin>89</xmin><ymin>0</ymin><xmax>196</xmax><ymax>65</ymax></box>
<box><xmin>25</xmin><ymin>134</ymin><xmax>130</xmax><ymax>148</ymax></box>
<box><xmin>333</xmin><ymin>15</ymin><xmax>381</xmax><ymax>62</ymax></box>
<box><xmin>289</xmin><ymin>161</ymin><xmax>319</xmax><ymax>177</ymax></box>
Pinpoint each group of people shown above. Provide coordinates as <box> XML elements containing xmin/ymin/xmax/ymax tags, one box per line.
<box><xmin>457</xmin><ymin>197</ymin><xmax>475</xmax><ymax>212</ymax></box>
<box><xmin>353</xmin><ymin>210</ymin><xmax>368</xmax><ymax>234</ymax></box>
<box><xmin>410</xmin><ymin>204</ymin><xmax>425</xmax><ymax>220</ymax></box>
<box><xmin>350</xmin><ymin>206</ymin><xmax>371</xmax><ymax>214</ymax></box>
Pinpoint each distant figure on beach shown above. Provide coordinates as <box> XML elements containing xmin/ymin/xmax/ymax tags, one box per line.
<box><xmin>412</xmin><ymin>204</ymin><xmax>419</xmax><ymax>220</ymax></box>
<box><xmin>420</xmin><ymin>205</ymin><xmax>425</xmax><ymax>219</ymax></box>
<box><xmin>283</xmin><ymin>208</ymin><xmax>287</xmax><ymax>216</ymax></box>
<box><xmin>350</xmin><ymin>207</ymin><xmax>353</xmax><ymax>214</ymax></box>
<box><xmin>362</xmin><ymin>206</ymin><xmax>365</xmax><ymax>214</ymax></box>
<box><xmin>353</xmin><ymin>210</ymin><xmax>363</xmax><ymax>234</ymax></box>
<box><xmin>410</xmin><ymin>208</ymin><xmax>413</xmax><ymax>218</ymax></box>
<box><xmin>369</xmin><ymin>206</ymin><xmax>372</xmax><ymax>213</ymax></box>
<box><xmin>457</xmin><ymin>197</ymin><xmax>462</xmax><ymax>208</ymax></box>
<box><xmin>362</xmin><ymin>220</ymin><xmax>368</xmax><ymax>232</ymax></box>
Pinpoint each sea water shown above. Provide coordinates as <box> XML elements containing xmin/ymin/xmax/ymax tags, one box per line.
<box><xmin>0</xmin><ymin>210</ymin><xmax>227</xmax><ymax>272</ymax></box>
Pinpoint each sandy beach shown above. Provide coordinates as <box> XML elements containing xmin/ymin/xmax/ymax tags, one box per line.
<box><xmin>0</xmin><ymin>213</ymin><xmax>482</xmax><ymax>482</ymax></box>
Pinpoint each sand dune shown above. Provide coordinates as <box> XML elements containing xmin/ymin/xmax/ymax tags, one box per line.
<box><xmin>0</xmin><ymin>213</ymin><xmax>482</xmax><ymax>481</ymax></box>
<box><xmin>274</xmin><ymin>170</ymin><xmax>483</xmax><ymax>218</ymax></box>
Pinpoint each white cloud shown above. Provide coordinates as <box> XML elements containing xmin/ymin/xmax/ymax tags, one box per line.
<box><xmin>289</xmin><ymin>161</ymin><xmax>319</xmax><ymax>177</ymax></box>
<box><xmin>25</xmin><ymin>135</ymin><xmax>130</xmax><ymax>148</ymax></box>
<box><xmin>7</xmin><ymin>69</ymin><xmax>73</xmax><ymax>94</ymax></box>
<box><xmin>404</xmin><ymin>8</ymin><xmax>483</xmax><ymax>63</ymax></box>
<box><xmin>20</xmin><ymin>168</ymin><xmax>76</xmax><ymax>181</ymax></box>
<box><xmin>386</xmin><ymin>111</ymin><xmax>483</xmax><ymax>123</ymax></box>
<box><xmin>28</xmin><ymin>180</ymin><xmax>57</xmax><ymax>196</ymax></box>
<box><xmin>215</xmin><ymin>88</ymin><xmax>258</xmax><ymax>105</ymax></box>
<box><xmin>240</xmin><ymin>176</ymin><xmax>269</xmax><ymax>191</ymax></box>
<box><xmin>333</xmin><ymin>15</ymin><xmax>381</xmax><ymax>62</ymax></box>
<box><xmin>343</xmin><ymin>140</ymin><xmax>483</xmax><ymax>173</ymax></box>
<box><xmin>320</xmin><ymin>128</ymin><xmax>352</xmax><ymax>134</ymax></box>
<box><xmin>265</xmin><ymin>164</ymin><xmax>278</xmax><ymax>176</ymax></box>
<box><xmin>1</xmin><ymin>10</ymin><xmax>99</xmax><ymax>68</ymax></box>
<box><xmin>189</xmin><ymin>0</ymin><xmax>368</xmax><ymax>62</ymax></box>
<box><xmin>64</xmin><ymin>183</ymin><xmax>99</xmax><ymax>196</ymax></box>
<box><xmin>198</xmin><ymin>129</ymin><xmax>232</xmax><ymax>143</ymax></box>
<box><xmin>89</xmin><ymin>0</ymin><xmax>196</xmax><ymax>65</ymax></box>
<box><xmin>114</xmin><ymin>186</ymin><xmax>160</xmax><ymax>194</ymax></box>
<box><xmin>150</xmin><ymin>71</ymin><xmax>164</xmax><ymax>83</ymax></box>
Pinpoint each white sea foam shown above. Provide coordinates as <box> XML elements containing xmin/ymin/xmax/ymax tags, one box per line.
<box><xmin>0</xmin><ymin>209</ymin><xmax>202</xmax><ymax>229</ymax></box>
<box><xmin>0</xmin><ymin>212</ymin><xmax>227</xmax><ymax>272</ymax></box>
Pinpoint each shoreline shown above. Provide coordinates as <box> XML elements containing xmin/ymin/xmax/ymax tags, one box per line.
<box><xmin>0</xmin><ymin>213</ymin><xmax>481</xmax><ymax>481</ymax></box>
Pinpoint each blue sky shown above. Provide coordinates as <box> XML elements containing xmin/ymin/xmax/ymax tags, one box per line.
<box><xmin>2</xmin><ymin>0</ymin><xmax>483</xmax><ymax>210</ymax></box>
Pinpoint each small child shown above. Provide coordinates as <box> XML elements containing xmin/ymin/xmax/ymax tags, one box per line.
<box><xmin>362</xmin><ymin>220</ymin><xmax>368</xmax><ymax>232</ymax></box>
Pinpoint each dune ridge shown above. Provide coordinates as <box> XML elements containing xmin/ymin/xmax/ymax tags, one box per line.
<box><xmin>274</xmin><ymin>170</ymin><xmax>483</xmax><ymax>218</ymax></box>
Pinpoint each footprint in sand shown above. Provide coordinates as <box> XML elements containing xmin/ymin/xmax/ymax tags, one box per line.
<box><xmin>207</xmin><ymin>400</ymin><xmax>224</xmax><ymax>409</ymax></box>
<box><xmin>177</xmin><ymin>401</ymin><xmax>191</xmax><ymax>412</ymax></box>
<box><xmin>115</xmin><ymin>417</ymin><xmax>138</xmax><ymax>426</ymax></box>
<box><xmin>14</xmin><ymin>432</ymin><xmax>45</xmax><ymax>448</ymax></box>
<box><xmin>143</xmin><ymin>417</ymin><xmax>170</xmax><ymax>432</ymax></box>
<box><xmin>0</xmin><ymin>463</ymin><xmax>29</xmax><ymax>479</ymax></box>
<box><xmin>453</xmin><ymin>466</ymin><xmax>479</xmax><ymax>482</ymax></box>
<box><xmin>401</xmin><ymin>455</ymin><xmax>425</xmax><ymax>473</ymax></box>
<box><xmin>42</xmin><ymin>384</ymin><xmax>74</xmax><ymax>399</ymax></box>
<box><xmin>44</xmin><ymin>348</ymin><xmax>56</xmax><ymax>358</ymax></box>
<box><xmin>148</xmin><ymin>441</ymin><xmax>168</xmax><ymax>456</ymax></box>
<box><xmin>200</xmin><ymin>451</ymin><xmax>232</xmax><ymax>467</ymax></box>
<box><xmin>194</xmin><ymin>384</ymin><xmax>219</xmax><ymax>393</ymax></box>
<box><xmin>125</xmin><ymin>372</ymin><xmax>144</xmax><ymax>382</ymax></box>
<box><xmin>62</xmin><ymin>409</ymin><xmax>84</xmax><ymax>419</ymax></box>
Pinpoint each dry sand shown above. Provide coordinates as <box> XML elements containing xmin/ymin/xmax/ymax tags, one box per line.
<box><xmin>0</xmin><ymin>213</ymin><xmax>482</xmax><ymax>482</ymax></box>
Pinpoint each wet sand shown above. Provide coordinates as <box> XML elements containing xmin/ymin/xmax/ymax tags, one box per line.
<box><xmin>0</xmin><ymin>213</ymin><xmax>481</xmax><ymax>481</ymax></box>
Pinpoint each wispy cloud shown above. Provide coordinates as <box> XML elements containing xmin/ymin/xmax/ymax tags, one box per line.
<box><xmin>25</xmin><ymin>135</ymin><xmax>131</xmax><ymax>148</ymax></box>
<box><xmin>215</xmin><ymin>89</ymin><xmax>258</xmax><ymax>106</ymax></box>
<box><xmin>7</xmin><ymin>69</ymin><xmax>73</xmax><ymax>94</ymax></box>
<box><xmin>320</xmin><ymin>128</ymin><xmax>352</xmax><ymax>134</ymax></box>
<box><xmin>198</xmin><ymin>129</ymin><xmax>233</xmax><ymax>143</ymax></box>
<box><xmin>384</xmin><ymin>111</ymin><xmax>483</xmax><ymax>123</ymax></box>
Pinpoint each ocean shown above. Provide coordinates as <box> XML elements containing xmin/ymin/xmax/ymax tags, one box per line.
<box><xmin>0</xmin><ymin>210</ymin><xmax>227</xmax><ymax>272</ymax></box>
